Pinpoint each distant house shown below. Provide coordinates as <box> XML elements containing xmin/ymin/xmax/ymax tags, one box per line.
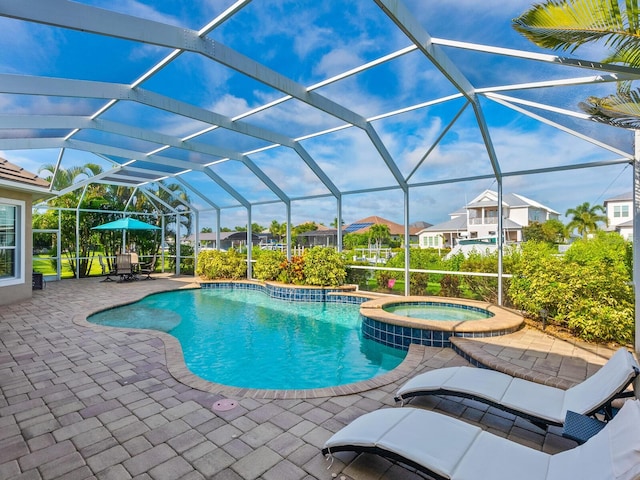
<box><xmin>295</xmin><ymin>224</ymin><xmax>337</xmax><ymax>247</ymax></box>
<box><xmin>0</xmin><ymin>158</ymin><xmax>51</xmax><ymax>306</ymax></box>
<box><xmin>344</xmin><ymin>216</ymin><xmax>424</xmax><ymax>245</ymax></box>
<box><xmin>186</xmin><ymin>231</ymin><xmax>260</xmax><ymax>250</ymax></box>
<box><xmin>604</xmin><ymin>192</ymin><xmax>632</xmax><ymax>240</ymax></box>
<box><xmin>417</xmin><ymin>190</ymin><xmax>560</xmax><ymax>250</ymax></box>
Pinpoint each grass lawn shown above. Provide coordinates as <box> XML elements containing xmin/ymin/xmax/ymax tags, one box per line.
<box><xmin>33</xmin><ymin>253</ymin><xmax>173</xmax><ymax>278</ymax></box>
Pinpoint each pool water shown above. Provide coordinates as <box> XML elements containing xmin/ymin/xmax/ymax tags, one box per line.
<box><xmin>384</xmin><ymin>303</ymin><xmax>493</xmax><ymax>321</ymax></box>
<box><xmin>89</xmin><ymin>288</ymin><xmax>406</xmax><ymax>390</ymax></box>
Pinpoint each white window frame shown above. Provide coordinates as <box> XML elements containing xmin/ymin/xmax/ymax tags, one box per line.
<box><xmin>614</xmin><ymin>204</ymin><xmax>630</xmax><ymax>218</ymax></box>
<box><xmin>0</xmin><ymin>197</ymin><xmax>25</xmax><ymax>287</ymax></box>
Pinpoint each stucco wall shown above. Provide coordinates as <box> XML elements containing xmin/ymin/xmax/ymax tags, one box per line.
<box><xmin>0</xmin><ymin>188</ymin><xmax>33</xmax><ymax>306</ymax></box>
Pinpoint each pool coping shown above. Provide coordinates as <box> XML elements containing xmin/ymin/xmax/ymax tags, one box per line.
<box><xmin>73</xmin><ymin>281</ymin><xmax>430</xmax><ymax>399</ymax></box>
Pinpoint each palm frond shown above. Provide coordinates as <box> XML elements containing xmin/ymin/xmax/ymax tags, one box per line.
<box><xmin>579</xmin><ymin>88</ymin><xmax>640</xmax><ymax>127</ymax></box>
<box><xmin>513</xmin><ymin>0</ymin><xmax>640</xmax><ymax>54</ymax></box>
<box><xmin>603</xmin><ymin>37</ymin><xmax>640</xmax><ymax>67</ymax></box>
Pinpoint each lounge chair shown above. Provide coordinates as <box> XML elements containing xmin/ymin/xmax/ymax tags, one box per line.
<box><xmin>139</xmin><ymin>253</ymin><xmax>157</xmax><ymax>280</ymax></box>
<box><xmin>395</xmin><ymin>347</ymin><xmax>639</xmax><ymax>427</ymax></box>
<box><xmin>322</xmin><ymin>399</ymin><xmax>640</xmax><ymax>480</ymax></box>
<box><xmin>98</xmin><ymin>254</ymin><xmax>116</xmax><ymax>282</ymax></box>
<box><xmin>115</xmin><ymin>253</ymin><xmax>134</xmax><ymax>282</ymax></box>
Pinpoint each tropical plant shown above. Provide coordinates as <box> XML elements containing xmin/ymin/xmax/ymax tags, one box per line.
<box><xmin>196</xmin><ymin>249</ymin><xmax>246</xmax><ymax>279</ymax></box>
<box><xmin>522</xmin><ymin>219</ymin><xmax>567</xmax><ymax>245</ymax></box>
<box><xmin>36</xmin><ymin>163</ymin><xmax>106</xmax><ymax>277</ymax></box>
<box><xmin>368</xmin><ymin>223</ymin><xmax>391</xmax><ymax>250</ymax></box>
<box><xmin>513</xmin><ymin>0</ymin><xmax>640</xmax><ymax>127</ymax></box>
<box><xmin>39</xmin><ymin>162</ymin><xmax>103</xmax><ymax>191</ymax></box>
<box><xmin>254</xmin><ymin>249</ymin><xmax>286</xmax><ymax>281</ymax></box>
<box><xmin>458</xmin><ymin>246</ymin><xmax>521</xmax><ymax>305</ymax></box>
<box><xmin>345</xmin><ymin>261</ymin><xmax>371</xmax><ymax>288</ymax></box>
<box><xmin>302</xmin><ymin>246</ymin><xmax>347</xmax><ymax>286</ymax></box>
<box><xmin>269</xmin><ymin>220</ymin><xmax>287</xmax><ymax>242</ymax></box>
<box><xmin>280</xmin><ymin>255</ymin><xmax>305</xmax><ymax>284</ymax></box>
<box><xmin>509</xmin><ymin>235</ymin><xmax>633</xmax><ymax>344</ymax></box>
<box><xmin>565</xmin><ymin>202</ymin><xmax>608</xmax><ymax>238</ymax></box>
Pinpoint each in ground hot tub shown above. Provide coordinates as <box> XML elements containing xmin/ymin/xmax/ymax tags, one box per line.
<box><xmin>360</xmin><ymin>296</ymin><xmax>523</xmax><ymax>349</ymax></box>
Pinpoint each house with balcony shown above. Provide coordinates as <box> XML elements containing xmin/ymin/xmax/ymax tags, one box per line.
<box><xmin>417</xmin><ymin>189</ymin><xmax>560</xmax><ymax>250</ymax></box>
<box><xmin>604</xmin><ymin>192</ymin><xmax>633</xmax><ymax>240</ymax></box>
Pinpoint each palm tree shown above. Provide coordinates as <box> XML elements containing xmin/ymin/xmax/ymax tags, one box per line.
<box><xmin>269</xmin><ymin>220</ymin><xmax>287</xmax><ymax>242</ymax></box>
<box><xmin>565</xmin><ymin>202</ymin><xmax>608</xmax><ymax>238</ymax></box>
<box><xmin>39</xmin><ymin>163</ymin><xmax>103</xmax><ymax>191</ymax></box>
<box><xmin>513</xmin><ymin>0</ymin><xmax>640</xmax><ymax>128</ymax></box>
<box><xmin>368</xmin><ymin>223</ymin><xmax>391</xmax><ymax>250</ymax></box>
<box><xmin>36</xmin><ymin>163</ymin><xmax>105</xmax><ymax>276</ymax></box>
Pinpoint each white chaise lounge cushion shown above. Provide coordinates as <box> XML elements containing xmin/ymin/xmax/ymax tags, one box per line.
<box><xmin>323</xmin><ymin>400</ymin><xmax>640</xmax><ymax>480</ymax></box>
<box><xmin>548</xmin><ymin>399</ymin><xmax>640</xmax><ymax>480</ymax></box>
<box><xmin>396</xmin><ymin>348</ymin><xmax>639</xmax><ymax>425</ymax></box>
<box><xmin>324</xmin><ymin>408</ymin><xmax>481</xmax><ymax>478</ymax></box>
<box><xmin>563</xmin><ymin>348</ymin><xmax>639</xmax><ymax>416</ymax></box>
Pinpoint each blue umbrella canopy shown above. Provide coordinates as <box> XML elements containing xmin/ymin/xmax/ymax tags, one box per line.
<box><xmin>93</xmin><ymin>218</ymin><xmax>161</xmax><ymax>253</ymax></box>
<box><xmin>92</xmin><ymin>217</ymin><xmax>161</xmax><ymax>231</ymax></box>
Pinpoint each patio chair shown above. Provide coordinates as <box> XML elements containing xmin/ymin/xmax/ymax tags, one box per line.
<box><xmin>395</xmin><ymin>347</ymin><xmax>639</xmax><ymax>427</ymax></box>
<box><xmin>322</xmin><ymin>399</ymin><xmax>640</xmax><ymax>480</ymax></box>
<box><xmin>98</xmin><ymin>254</ymin><xmax>116</xmax><ymax>282</ymax></box>
<box><xmin>139</xmin><ymin>253</ymin><xmax>157</xmax><ymax>280</ymax></box>
<box><xmin>115</xmin><ymin>253</ymin><xmax>133</xmax><ymax>282</ymax></box>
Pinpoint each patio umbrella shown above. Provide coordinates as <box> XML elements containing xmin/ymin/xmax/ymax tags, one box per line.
<box><xmin>92</xmin><ymin>217</ymin><xmax>161</xmax><ymax>253</ymax></box>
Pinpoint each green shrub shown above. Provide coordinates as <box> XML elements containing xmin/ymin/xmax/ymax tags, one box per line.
<box><xmin>509</xmin><ymin>237</ymin><xmax>634</xmax><ymax>345</ymax></box>
<box><xmin>409</xmin><ymin>272</ymin><xmax>429</xmax><ymax>295</ymax></box>
<box><xmin>345</xmin><ymin>261</ymin><xmax>371</xmax><ymax>287</ymax></box>
<box><xmin>439</xmin><ymin>274</ymin><xmax>461</xmax><ymax>297</ymax></box>
<box><xmin>460</xmin><ymin>246</ymin><xmax>520</xmax><ymax>305</ymax></box>
<box><xmin>254</xmin><ymin>250</ymin><xmax>286</xmax><ymax>281</ymax></box>
<box><xmin>302</xmin><ymin>247</ymin><xmax>346</xmax><ymax>286</ymax></box>
<box><xmin>374</xmin><ymin>270</ymin><xmax>395</xmax><ymax>291</ymax></box>
<box><xmin>509</xmin><ymin>242</ymin><xmax>565</xmax><ymax>317</ymax></box>
<box><xmin>196</xmin><ymin>249</ymin><xmax>247</xmax><ymax>280</ymax></box>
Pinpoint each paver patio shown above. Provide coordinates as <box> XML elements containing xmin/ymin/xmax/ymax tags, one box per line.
<box><xmin>0</xmin><ymin>276</ymin><xmax>627</xmax><ymax>479</ymax></box>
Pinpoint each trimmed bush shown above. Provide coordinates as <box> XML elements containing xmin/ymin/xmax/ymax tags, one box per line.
<box><xmin>254</xmin><ymin>249</ymin><xmax>286</xmax><ymax>281</ymax></box>
<box><xmin>345</xmin><ymin>261</ymin><xmax>371</xmax><ymax>288</ymax></box>
<box><xmin>302</xmin><ymin>246</ymin><xmax>346</xmax><ymax>286</ymax></box>
<box><xmin>196</xmin><ymin>249</ymin><xmax>247</xmax><ymax>280</ymax></box>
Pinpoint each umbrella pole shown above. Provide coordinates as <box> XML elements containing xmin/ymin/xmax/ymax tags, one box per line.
<box><xmin>122</xmin><ymin>230</ymin><xmax>126</xmax><ymax>253</ymax></box>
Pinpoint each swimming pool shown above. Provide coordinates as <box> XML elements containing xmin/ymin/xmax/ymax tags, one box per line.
<box><xmin>88</xmin><ymin>288</ymin><xmax>406</xmax><ymax>390</ymax></box>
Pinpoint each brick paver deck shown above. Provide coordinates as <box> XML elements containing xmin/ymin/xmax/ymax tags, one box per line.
<box><xmin>0</xmin><ymin>276</ymin><xmax>628</xmax><ymax>479</ymax></box>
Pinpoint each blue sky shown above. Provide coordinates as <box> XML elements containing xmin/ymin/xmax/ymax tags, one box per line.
<box><xmin>0</xmin><ymin>0</ymin><xmax>634</xmax><ymax>231</ymax></box>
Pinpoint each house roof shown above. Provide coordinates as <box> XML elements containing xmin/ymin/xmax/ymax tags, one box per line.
<box><xmin>604</xmin><ymin>192</ymin><xmax>632</xmax><ymax>203</ymax></box>
<box><xmin>345</xmin><ymin>216</ymin><xmax>421</xmax><ymax>235</ymax></box>
<box><xmin>0</xmin><ymin>157</ymin><xmax>51</xmax><ymax>198</ymax></box>
<box><xmin>296</xmin><ymin>229</ymin><xmax>338</xmax><ymax>238</ymax></box>
<box><xmin>464</xmin><ymin>190</ymin><xmax>559</xmax><ymax>215</ymax></box>
<box><xmin>187</xmin><ymin>231</ymin><xmax>259</xmax><ymax>242</ymax></box>
<box><xmin>420</xmin><ymin>215</ymin><xmax>468</xmax><ymax>233</ymax></box>
<box><xmin>423</xmin><ymin>216</ymin><xmax>527</xmax><ymax>233</ymax></box>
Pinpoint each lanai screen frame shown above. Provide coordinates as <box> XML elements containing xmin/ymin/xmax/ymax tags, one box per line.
<box><xmin>0</xmin><ymin>0</ymin><xmax>639</xmax><ymax>351</ymax></box>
